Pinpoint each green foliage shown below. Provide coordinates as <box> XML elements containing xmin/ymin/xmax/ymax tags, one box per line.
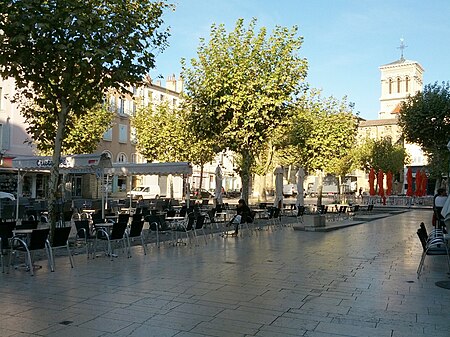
<box><xmin>132</xmin><ymin>102</ymin><xmax>217</xmax><ymax>166</ymax></box>
<box><xmin>24</xmin><ymin>104</ymin><xmax>114</xmax><ymax>155</ymax></box>
<box><xmin>398</xmin><ymin>81</ymin><xmax>450</xmax><ymax>177</ymax></box>
<box><xmin>0</xmin><ymin>0</ymin><xmax>171</xmax><ymax>229</ymax></box>
<box><xmin>181</xmin><ymin>18</ymin><xmax>308</xmax><ymax>201</ymax></box>
<box><xmin>0</xmin><ymin>0</ymin><xmax>171</xmax><ymax>145</ymax></box>
<box><xmin>354</xmin><ymin>137</ymin><xmax>408</xmax><ymax>174</ymax></box>
<box><xmin>281</xmin><ymin>90</ymin><xmax>358</xmax><ymax>175</ymax></box>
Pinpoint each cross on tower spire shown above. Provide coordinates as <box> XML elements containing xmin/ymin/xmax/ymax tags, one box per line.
<box><xmin>397</xmin><ymin>38</ymin><xmax>407</xmax><ymax>61</ymax></box>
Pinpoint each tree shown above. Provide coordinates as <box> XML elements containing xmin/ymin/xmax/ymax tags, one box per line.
<box><xmin>133</xmin><ymin>102</ymin><xmax>189</xmax><ymax>162</ymax></box>
<box><xmin>181</xmin><ymin>18</ymin><xmax>308</xmax><ymax>202</ymax></box>
<box><xmin>354</xmin><ymin>137</ymin><xmax>408</xmax><ymax>189</ymax></box>
<box><xmin>24</xmin><ymin>103</ymin><xmax>114</xmax><ymax>155</ymax></box>
<box><xmin>280</xmin><ymin>90</ymin><xmax>358</xmax><ymax>204</ymax></box>
<box><xmin>132</xmin><ymin>101</ymin><xmax>217</xmax><ymax>190</ymax></box>
<box><xmin>0</xmin><ymin>0</ymin><xmax>171</xmax><ymax>232</ymax></box>
<box><xmin>398</xmin><ymin>81</ymin><xmax>450</xmax><ymax>179</ymax></box>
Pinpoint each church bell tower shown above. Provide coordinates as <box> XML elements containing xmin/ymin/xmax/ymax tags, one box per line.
<box><xmin>378</xmin><ymin>39</ymin><xmax>424</xmax><ymax>119</ymax></box>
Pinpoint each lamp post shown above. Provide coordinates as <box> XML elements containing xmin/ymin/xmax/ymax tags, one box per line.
<box><xmin>447</xmin><ymin>140</ymin><xmax>450</xmax><ymax>195</ymax></box>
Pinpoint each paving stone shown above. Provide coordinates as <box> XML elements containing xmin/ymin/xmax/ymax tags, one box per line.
<box><xmin>1</xmin><ymin>209</ymin><xmax>449</xmax><ymax>336</ymax></box>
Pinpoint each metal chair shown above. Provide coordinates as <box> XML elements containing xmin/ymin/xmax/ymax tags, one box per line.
<box><xmin>172</xmin><ymin>213</ymin><xmax>195</xmax><ymax>245</ymax></box>
<box><xmin>9</xmin><ymin>228</ymin><xmax>52</xmax><ymax>276</ymax></box>
<box><xmin>94</xmin><ymin>222</ymin><xmax>129</xmax><ymax>260</ymax></box>
<box><xmin>146</xmin><ymin>214</ymin><xmax>173</xmax><ymax>248</ymax></box>
<box><xmin>193</xmin><ymin>214</ymin><xmax>207</xmax><ymax>245</ymax></box>
<box><xmin>416</xmin><ymin>223</ymin><xmax>450</xmax><ymax>278</ymax></box>
<box><xmin>48</xmin><ymin>226</ymin><xmax>74</xmax><ymax>270</ymax></box>
<box><xmin>0</xmin><ymin>221</ymin><xmax>16</xmax><ymax>273</ymax></box>
<box><xmin>74</xmin><ymin>220</ymin><xmax>96</xmax><ymax>258</ymax></box>
<box><xmin>127</xmin><ymin>220</ymin><xmax>147</xmax><ymax>256</ymax></box>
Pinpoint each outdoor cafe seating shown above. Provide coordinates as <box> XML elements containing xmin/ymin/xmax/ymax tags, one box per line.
<box><xmin>48</xmin><ymin>226</ymin><xmax>74</xmax><ymax>270</ymax></box>
<box><xmin>416</xmin><ymin>222</ymin><xmax>450</xmax><ymax>278</ymax></box>
<box><xmin>9</xmin><ymin>227</ymin><xmax>52</xmax><ymax>276</ymax></box>
<box><xmin>74</xmin><ymin>220</ymin><xmax>96</xmax><ymax>258</ymax></box>
<box><xmin>94</xmin><ymin>222</ymin><xmax>129</xmax><ymax>260</ymax></box>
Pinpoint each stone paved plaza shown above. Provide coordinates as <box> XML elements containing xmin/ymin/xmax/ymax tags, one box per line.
<box><xmin>1</xmin><ymin>209</ymin><xmax>449</xmax><ymax>337</ymax></box>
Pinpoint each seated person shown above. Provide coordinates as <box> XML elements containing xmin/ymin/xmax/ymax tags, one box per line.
<box><xmin>229</xmin><ymin>199</ymin><xmax>253</xmax><ymax>236</ymax></box>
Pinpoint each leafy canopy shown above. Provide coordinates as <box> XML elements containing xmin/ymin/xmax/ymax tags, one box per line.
<box><xmin>181</xmin><ymin>18</ymin><xmax>308</xmax><ymax>201</ymax></box>
<box><xmin>278</xmin><ymin>90</ymin><xmax>358</xmax><ymax>175</ymax></box>
<box><xmin>398</xmin><ymin>81</ymin><xmax>450</xmax><ymax>176</ymax></box>
<box><xmin>0</xmin><ymin>0</ymin><xmax>172</xmax><ymax>229</ymax></box>
<box><xmin>354</xmin><ymin>137</ymin><xmax>408</xmax><ymax>174</ymax></box>
<box><xmin>24</xmin><ymin>104</ymin><xmax>114</xmax><ymax>155</ymax></box>
<box><xmin>182</xmin><ymin>17</ymin><xmax>308</xmax><ymax>155</ymax></box>
<box><xmin>132</xmin><ymin>102</ymin><xmax>217</xmax><ymax>166</ymax></box>
<box><xmin>0</xmin><ymin>0</ymin><xmax>172</xmax><ymax>149</ymax></box>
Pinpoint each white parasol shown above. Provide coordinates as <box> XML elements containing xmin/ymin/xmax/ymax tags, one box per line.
<box><xmin>273</xmin><ymin>166</ymin><xmax>284</xmax><ymax>208</ymax></box>
<box><xmin>441</xmin><ymin>195</ymin><xmax>450</xmax><ymax>222</ymax></box>
<box><xmin>296</xmin><ymin>167</ymin><xmax>305</xmax><ymax>207</ymax></box>
<box><xmin>215</xmin><ymin>165</ymin><xmax>223</xmax><ymax>205</ymax></box>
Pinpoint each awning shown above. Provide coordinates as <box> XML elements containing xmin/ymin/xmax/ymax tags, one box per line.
<box><xmin>12</xmin><ymin>153</ymin><xmax>112</xmax><ymax>173</ymax></box>
<box><xmin>106</xmin><ymin>162</ymin><xmax>192</xmax><ymax>176</ymax></box>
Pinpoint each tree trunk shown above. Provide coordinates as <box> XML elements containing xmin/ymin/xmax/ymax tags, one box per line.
<box><xmin>239</xmin><ymin>150</ymin><xmax>253</xmax><ymax>204</ymax></box>
<box><xmin>48</xmin><ymin>102</ymin><xmax>68</xmax><ymax>241</ymax></box>
<box><xmin>316</xmin><ymin>170</ymin><xmax>323</xmax><ymax>207</ymax></box>
<box><xmin>199</xmin><ymin>164</ymin><xmax>204</xmax><ymax>192</ymax></box>
<box><xmin>338</xmin><ymin>175</ymin><xmax>343</xmax><ymax>204</ymax></box>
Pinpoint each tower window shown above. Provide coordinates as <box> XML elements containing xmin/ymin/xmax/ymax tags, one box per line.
<box><xmin>397</xmin><ymin>77</ymin><xmax>401</xmax><ymax>93</ymax></box>
<box><xmin>405</xmin><ymin>76</ymin><xmax>409</xmax><ymax>92</ymax></box>
<box><xmin>388</xmin><ymin>79</ymin><xmax>393</xmax><ymax>94</ymax></box>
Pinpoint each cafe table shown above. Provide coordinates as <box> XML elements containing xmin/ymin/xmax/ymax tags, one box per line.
<box><xmin>165</xmin><ymin>216</ymin><xmax>185</xmax><ymax>228</ymax></box>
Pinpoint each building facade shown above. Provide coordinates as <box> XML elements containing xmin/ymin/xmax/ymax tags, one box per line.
<box><xmin>355</xmin><ymin>52</ymin><xmax>427</xmax><ymax>195</ymax></box>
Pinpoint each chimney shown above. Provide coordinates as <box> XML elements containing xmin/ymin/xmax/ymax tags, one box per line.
<box><xmin>166</xmin><ymin>74</ymin><xmax>176</xmax><ymax>92</ymax></box>
<box><xmin>176</xmin><ymin>76</ymin><xmax>184</xmax><ymax>93</ymax></box>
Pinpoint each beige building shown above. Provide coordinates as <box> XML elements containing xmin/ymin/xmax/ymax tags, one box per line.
<box><xmin>96</xmin><ymin>76</ymin><xmax>184</xmax><ymax>198</ymax></box>
<box><xmin>355</xmin><ymin>51</ymin><xmax>427</xmax><ymax>195</ymax></box>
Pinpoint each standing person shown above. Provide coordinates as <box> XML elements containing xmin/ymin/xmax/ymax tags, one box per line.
<box><xmin>230</xmin><ymin>199</ymin><xmax>252</xmax><ymax>236</ymax></box>
<box><xmin>434</xmin><ymin>188</ymin><xmax>447</xmax><ymax>228</ymax></box>
<box><xmin>358</xmin><ymin>187</ymin><xmax>363</xmax><ymax>198</ymax></box>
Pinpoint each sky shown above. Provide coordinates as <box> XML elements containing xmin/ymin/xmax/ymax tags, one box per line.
<box><xmin>150</xmin><ymin>0</ymin><xmax>450</xmax><ymax>121</ymax></box>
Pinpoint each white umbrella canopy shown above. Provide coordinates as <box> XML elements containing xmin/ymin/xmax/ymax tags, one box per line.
<box><xmin>296</xmin><ymin>167</ymin><xmax>305</xmax><ymax>207</ymax></box>
<box><xmin>273</xmin><ymin>166</ymin><xmax>284</xmax><ymax>208</ymax></box>
<box><xmin>215</xmin><ymin>165</ymin><xmax>223</xmax><ymax>205</ymax></box>
<box><xmin>441</xmin><ymin>195</ymin><xmax>450</xmax><ymax>222</ymax></box>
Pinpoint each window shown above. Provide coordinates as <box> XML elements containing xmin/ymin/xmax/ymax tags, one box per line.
<box><xmin>388</xmin><ymin>79</ymin><xmax>392</xmax><ymax>94</ymax></box>
<box><xmin>0</xmin><ymin>121</ymin><xmax>10</xmax><ymax>150</ymax></box>
<box><xmin>397</xmin><ymin>77</ymin><xmax>401</xmax><ymax>93</ymax></box>
<box><xmin>131</xmin><ymin>153</ymin><xmax>144</xmax><ymax>163</ymax></box>
<box><xmin>117</xmin><ymin>152</ymin><xmax>127</xmax><ymax>163</ymax></box>
<box><xmin>119</xmin><ymin>124</ymin><xmax>127</xmax><ymax>143</ymax></box>
<box><xmin>103</xmin><ymin>128</ymin><xmax>113</xmax><ymax>141</ymax></box>
<box><xmin>109</xmin><ymin>95</ymin><xmax>116</xmax><ymax>112</ymax></box>
<box><xmin>405</xmin><ymin>76</ymin><xmax>409</xmax><ymax>92</ymax></box>
<box><xmin>118</xmin><ymin>98</ymin><xmax>125</xmax><ymax>115</ymax></box>
<box><xmin>131</xmin><ymin>153</ymin><xmax>137</xmax><ymax>163</ymax></box>
<box><xmin>71</xmin><ymin>176</ymin><xmax>82</xmax><ymax>197</ymax></box>
<box><xmin>102</xmin><ymin>150</ymin><xmax>112</xmax><ymax>159</ymax></box>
